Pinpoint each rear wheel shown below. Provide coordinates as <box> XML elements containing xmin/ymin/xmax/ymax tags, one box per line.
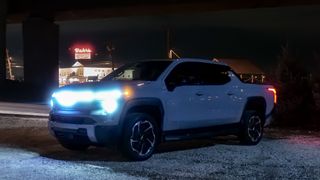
<box><xmin>239</xmin><ymin>110</ymin><xmax>264</xmax><ymax>145</ymax></box>
<box><xmin>121</xmin><ymin>113</ymin><xmax>159</xmax><ymax>161</ymax></box>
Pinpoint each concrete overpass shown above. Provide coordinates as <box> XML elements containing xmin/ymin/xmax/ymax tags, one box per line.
<box><xmin>1</xmin><ymin>0</ymin><xmax>320</xmax><ymax>100</ymax></box>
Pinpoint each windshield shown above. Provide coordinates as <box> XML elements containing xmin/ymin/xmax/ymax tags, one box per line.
<box><xmin>102</xmin><ymin>61</ymin><xmax>172</xmax><ymax>81</ymax></box>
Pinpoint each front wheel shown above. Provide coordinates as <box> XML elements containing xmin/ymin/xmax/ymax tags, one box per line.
<box><xmin>239</xmin><ymin>110</ymin><xmax>264</xmax><ymax>145</ymax></box>
<box><xmin>121</xmin><ymin>113</ymin><xmax>159</xmax><ymax>161</ymax></box>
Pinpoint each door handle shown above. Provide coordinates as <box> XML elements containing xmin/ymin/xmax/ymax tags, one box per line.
<box><xmin>195</xmin><ymin>92</ymin><xmax>204</xmax><ymax>96</ymax></box>
<box><xmin>227</xmin><ymin>92</ymin><xmax>234</xmax><ymax>96</ymax></box>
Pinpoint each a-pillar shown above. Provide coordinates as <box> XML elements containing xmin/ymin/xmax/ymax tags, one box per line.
<box><xmin>0</xmin><ymin>0</ymin><xmax>6</xmax><ymax>83</ymax></box>
<box><xmin>23</xmin><ymin>17</ymin><xmax>59</xmax><ymax>101</ymax></box>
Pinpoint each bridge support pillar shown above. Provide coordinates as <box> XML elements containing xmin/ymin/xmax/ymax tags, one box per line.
<box><xmin>23</xmin><ymin>17</ymin><xmax>59</xmax><ymax>100</ymax></box>
<box><xmin>0</xmin><ymin>0</ymin><xmax>6</xmax><ymax>83</ymax></box>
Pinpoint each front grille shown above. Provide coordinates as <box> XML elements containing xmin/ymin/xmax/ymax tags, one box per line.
<box><xmin>50</xmin><ymin>115</ymin><xmax>96</xmax><ymax>124</ymax></box>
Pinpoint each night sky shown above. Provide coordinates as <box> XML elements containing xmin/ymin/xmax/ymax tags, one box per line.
<box><xmin>6</xmin><ymin>5</ymin><xmax>320</xmax><ymax>77</ymax></box>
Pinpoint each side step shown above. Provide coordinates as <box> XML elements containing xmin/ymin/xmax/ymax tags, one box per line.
<box><xmin>163</xmin><ymin>123</ymin><xmax>241</xmax><ymax>142</ymax></box>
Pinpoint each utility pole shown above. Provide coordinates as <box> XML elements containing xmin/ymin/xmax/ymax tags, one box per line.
<box><xmin>166</xmin><ymin>28</ymin><xmax>181</xmax><ymax>59</ymax></box>
<box><xmin>166</xmin><ymin>28</ymin><xmax>171</xmax><ymax>59</ymax></box>
<box><xmin>0</xmin><ymin>0</ymin><xmax>7</xmax><ymax>83</ymax></box>
<box><xmin>5</xmin><ymin>49</ymin><xmax>13</xmax><ymax>80</ymax></box>
<box><xmin>169</xmin><ymin>49</ymin><xmax>181</xmax><ymax>59</ymax></box>
<box><xmin>107</xmin><ymin>42</ymin><xmax>115</xmax><ymax>71</ymax></box>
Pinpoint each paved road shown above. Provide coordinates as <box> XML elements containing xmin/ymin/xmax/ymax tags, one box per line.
<box><xmin>0</xmin><ymin>102</ymin><xmax>49</xmax><ymax>117</ymax></box>
<box><xmin>0</xmin><ymin>115</ymin><xmax>320</xmax><ymax>179</ymax></box>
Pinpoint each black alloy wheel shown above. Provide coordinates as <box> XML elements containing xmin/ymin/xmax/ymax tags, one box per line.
<box><xmin>121</xmin><ymin>113</ymin><xmax>159</xmax><ymax>161</ymax></box>
<box><xmin>239</xmin><ymin>110</ymin><xmax>264</xmax><ymax>145</ymax></box>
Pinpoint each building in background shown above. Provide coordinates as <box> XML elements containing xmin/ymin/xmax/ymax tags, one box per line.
<box><xmin>59</xmin><ymin>60</ymin><xmax>113</xmax><ymax>86</ymax></box>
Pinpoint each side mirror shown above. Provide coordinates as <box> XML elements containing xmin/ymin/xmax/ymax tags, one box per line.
<box><xmin>167</xmin><ymin>81</ymin><xmax>176</xmax><ymax>92</ymax></box>
<box><xmin>166</xmin><ymin>76</ymin><xmax>188</xmax><ymax>91</ymax></box>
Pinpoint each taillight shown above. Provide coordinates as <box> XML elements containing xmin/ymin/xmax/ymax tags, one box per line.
<box><xmin>267</xmin><ymin>88</ymin><xmax>277</xmax><ymax>104</ymax></box>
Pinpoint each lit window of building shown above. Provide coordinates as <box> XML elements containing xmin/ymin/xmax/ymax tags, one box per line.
<box><xmin>59</xmin><ymin>60</ymin><xmax>115</xmax><ymax>87</ymax></box>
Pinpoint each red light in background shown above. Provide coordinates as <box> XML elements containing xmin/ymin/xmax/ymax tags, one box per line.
<box><xmin>70</xmin><ymin>42</ymin><xmax>95</xmax><ymax>60</ymax></box>
<box><xmin>268</xmin><ymin>88</ymin><xmax>277</xmax><ymax>104</ymax></box>
<box><xmin>74</xmin><ymin>48</ymin><xmax>92</xmax><ymax>53</ymax></box>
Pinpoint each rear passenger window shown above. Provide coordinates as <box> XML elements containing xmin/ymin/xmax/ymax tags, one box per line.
<box><xmin>165</xmin><ymin>62</ymin><xmax>231</xmax><ymax>90</ymax></box>
<box><xmin>198</xmin><ymin>63</ymin><xmax>231</xmax><ymax>85</ymax></box>
<box><xmin>165</xmin><ymin>62</ymin><xmax>202</xmax><ymax>87</ymax></box>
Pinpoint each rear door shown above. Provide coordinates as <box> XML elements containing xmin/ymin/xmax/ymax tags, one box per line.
<box><xmin>197</xmin><ymin>63</ymin><xmax>243</xmax><ymax>125</ymax></box>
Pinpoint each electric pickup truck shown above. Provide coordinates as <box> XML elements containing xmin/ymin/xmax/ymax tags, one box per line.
<box><xmin>49</xmin><ymin>59</ymin><xmax>276</xmax><ymax>161</ymax></box>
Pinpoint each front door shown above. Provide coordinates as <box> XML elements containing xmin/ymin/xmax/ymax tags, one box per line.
<box><xmin>163</xmin><ymin>62</ymin><xmax>210</xmax><ymax>130</ymax></box>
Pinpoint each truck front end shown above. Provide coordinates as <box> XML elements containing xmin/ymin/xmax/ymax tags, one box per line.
<box><xmin>48</xmin><ymin>86</ymin><xmax>128</xmax><ymax>148</ymax></box>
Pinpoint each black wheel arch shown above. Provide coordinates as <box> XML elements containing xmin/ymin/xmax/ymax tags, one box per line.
<box><xmin>119</xmin><ymin>98</ymin><xmax>164</xmax><ymax>135</ymax></box>
<box><xmin>241</xmin><ymin>96</ymin><xmax>267</xmax><ymax>123</ymax></box>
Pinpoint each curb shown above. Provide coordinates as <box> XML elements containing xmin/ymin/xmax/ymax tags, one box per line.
<box><xmin>0</xmin><ymin>112</ymin><xmax>49</xmax><ymax>118</ymax></box>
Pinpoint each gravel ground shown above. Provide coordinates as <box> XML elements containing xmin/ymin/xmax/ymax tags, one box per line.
<box><xmin>0</xmin><ymin>115</ymin><xmax>320</xmax><ymax>179</ymax></box>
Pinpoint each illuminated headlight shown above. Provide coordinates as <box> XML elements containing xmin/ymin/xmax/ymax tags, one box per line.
<box><xmin>50</xmin><ymin>99</ymin><xmax>54</xmax><ymax>108</ymax></box>
<box><xmin>52</xmin><ymin>91</ymin><xmax>94</xmax><ymax>107</ymax></box>
<box><xmin>95</xmin><ymin>90</ymin><xmax>122</xmax><ymax>114</ymax></box>
<box><xmin>51</xmin><ymin>90</ymin><xmax>122</xmax><ymax>114</ymax></box>
<box><xmin>100</xmin><ymin>99</ymin><xmax>118</xmax><ymax>113</ymax></box>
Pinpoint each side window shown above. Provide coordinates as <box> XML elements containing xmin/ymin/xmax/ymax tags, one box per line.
<box><xmin>198</xmin><ymin>63</ymin><xmax>231</xmax><ymax>85</ymax></box>
<box><xmin>165</xmin><ymin>62</ymin><xmax>201</xmax><ymax>91</ymax></box>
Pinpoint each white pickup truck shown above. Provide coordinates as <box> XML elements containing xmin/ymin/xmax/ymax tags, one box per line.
<box><xmin>49</xmin><ymin>59</ymin><xmax>276</xmax><ymax>161</ymax></box>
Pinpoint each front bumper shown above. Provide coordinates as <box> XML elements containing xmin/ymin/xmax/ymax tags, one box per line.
<box><xmin>48</xmin><ymin>114</ymin><xmax>121</xmax><ymax>146</ymax></box>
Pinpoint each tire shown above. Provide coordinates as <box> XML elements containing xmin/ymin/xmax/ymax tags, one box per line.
<box><xmin>239</xmin><ymin>110</ymin><xmax>264</xmax><ymax>145</ymax></box>
<box><xmin>121</xmin><ymin>113</ymin><xmax>159</xmax><ymax>161</ymax></box>
<box><xmin>58</xmin><ymin>139</ymin><xmax>90</xmax><ymax>151</ymax></box>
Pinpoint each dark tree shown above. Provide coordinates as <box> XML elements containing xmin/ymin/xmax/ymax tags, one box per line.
<box><xmin>274</xmin><ymin>44</ymin><xmax>316</xmax><ymax>129</ymax></box>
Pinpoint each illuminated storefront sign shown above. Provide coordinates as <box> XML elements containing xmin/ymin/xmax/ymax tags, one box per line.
<box><xmin>74</xmin><ymin>48</ymin><xmax>92</xmax><ymax>60</ymax></box>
